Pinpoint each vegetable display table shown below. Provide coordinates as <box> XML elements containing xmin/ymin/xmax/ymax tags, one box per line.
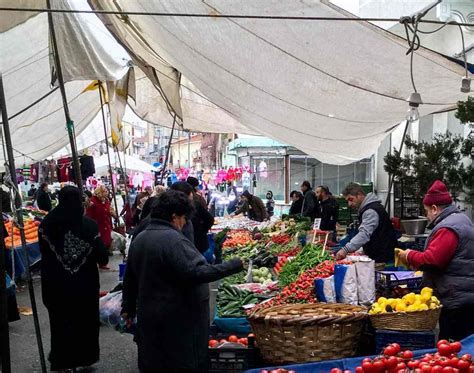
<box><xmin>5</xmin><ymin>242</ymin><xmax>40</xmax><ymax>279</ymax></box>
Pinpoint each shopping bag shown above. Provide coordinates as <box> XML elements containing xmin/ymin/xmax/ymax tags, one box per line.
<box><xmin>314</xmin><ymin>275</ymin><xmax>336</xmax><ymax>303</ymax></box>
<box><xmin>348</xmin><ymin>255</ymin><xmax>376</xmax><ymax>306</ymax></box>
<box><xmin>111</xmin><ymin>231</ymin><xmax>127</xmax><ymax>254</ymax></box>
<box><xmin>334</xmin><ymin>263</ymin><xmax>358</xmax><ymax>305</ymax></box>
<box><xmin>99</xmin><ymin>290</ymin><xmax>123</xmax><ymax>328</ymax></box>
<box><xmin>6</xmin><ymin>272</ymin><xmax>15</xmax><ymax>296</ymax></box>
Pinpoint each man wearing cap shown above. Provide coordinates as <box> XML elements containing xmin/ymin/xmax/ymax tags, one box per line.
<box><xmin>397</xmin><ymin>180</ymin><xmax>474</xmax><ymax>340</ymax></box>
<box><xmin>233</xmin><ymin>190</ymin><xmax>268</xmax><ymax>222</ymax></box>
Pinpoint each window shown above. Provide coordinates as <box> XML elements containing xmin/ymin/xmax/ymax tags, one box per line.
<box><xmin>252</xmin><ymin>156</ymin><xmax>285</xmax><ymax>201</ymax></box>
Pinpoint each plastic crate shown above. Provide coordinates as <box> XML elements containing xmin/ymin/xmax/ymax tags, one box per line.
<box><xmin>376</xmin><ymin>271</ymin><xmax>423</xmax><ymax>290</ymax></box>
<box><xmin>375</xmin><ymin>329</ymin><xmax>436</xmax><ymax>353</ymax></box>
<box><xmin>208</xmin><ymin>346</ymin><xmax>258</xmax><ymax>372</ymax></box>
<box><xmin>213</xmin><ymin>315</ymin><xmax>252</xmax><ymax>335</ymax></box>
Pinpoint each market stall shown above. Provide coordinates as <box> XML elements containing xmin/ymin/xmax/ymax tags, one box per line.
<box><xmin>202</xmin><ymin>214</ymin><xmax>444</xmax><ymax>371</ymax></box>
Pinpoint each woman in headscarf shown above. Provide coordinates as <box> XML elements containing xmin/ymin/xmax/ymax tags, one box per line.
<box><xmin>39</xmin><ymin>186</ymin><xmax>109</xmax><ymax>372</ymax></box>
<box><xmin>86</xmin><ymin>185</ymin><xmax>115</xmax><ymax>258</ymax></box>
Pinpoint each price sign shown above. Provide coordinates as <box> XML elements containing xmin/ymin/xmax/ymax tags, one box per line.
<box><xmin>313</xmin><ymin>218</ymin><xmax>321</xmax><ymax>230</ymax></box>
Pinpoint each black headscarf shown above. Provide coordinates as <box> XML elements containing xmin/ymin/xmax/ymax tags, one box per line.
<box><xmin>40</xmin><ymin>186</ymin><xmax>95</xmax><ymax>274</ymax></box>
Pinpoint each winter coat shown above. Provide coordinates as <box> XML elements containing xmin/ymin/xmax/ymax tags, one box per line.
<box><xmin>235</xmin><ymin>195</ymin><xmax>268</xmax><ymax>222</ymax></box>
<box><xmin>301</xmin><ymin>189</ymin><xmax>317</xmax><ymax>220</ymax></box>
<box><xmin>122</xmin><ymin>220</ymin><xmax>242</xmax><ymax>371</ymax></box>
<box><xmin>191</xmin><ymin>198</ymin><xmax>215</xmax><ymax>253</ymax></box>
<box><xmin>317</xmin><ymin>197</ymin><xmax>339</xmax><ymax>231</ymax></box>
<box><xmin>422</xmin><ymin>205</ymin><xmax>474</xmax><ymax>309</ymax></box>
<box><xmin>289</xmin><ymin>198</ymin><xmax>303</xmax><ymax>216</ymax></box>
<box><xmin>85</xmin><ymin>196</ymin><xmax>113</xmax><ymax>247</ymax></box>
<box><xmin>36</xmin><ymin>188</ymin><xmax>52</xmax><ymax>212</ymax></box>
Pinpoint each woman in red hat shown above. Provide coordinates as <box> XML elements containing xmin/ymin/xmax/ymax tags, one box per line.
<box><xmin>397</xmin><ymin>180</ymin><xmax>474</xmax><ymax>340</ymax></box>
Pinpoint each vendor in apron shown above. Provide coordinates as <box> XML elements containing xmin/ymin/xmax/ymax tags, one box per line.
<box><xmin>335</xmin><ymin>183</ymin><xmax>397</xmax><ymax>270</ymax></box>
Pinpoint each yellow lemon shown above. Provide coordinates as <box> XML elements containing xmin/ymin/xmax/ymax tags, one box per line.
<box><xmin>395</xmin><ymin>302</ymin><xmax>407</xmax><ymax>312</ymax></box>
<box><xmin>431</xmin><ymin>296</ymin><xmax>440</xmax><ymax>304</ymax></box>
<box><xmin>386</xmin><ymin>298</ymin><xmax>396</xmax><ymax>306</ymax></box>
<box><xmin>403</xmin><ymin>293</ymin><xmax>416</xmax><ymax>305</ymax></box>
<box><xmin>421</xmin><ymin>293</ymin><xmax>431</xmax><ymax>304</ymax></box>
<box><xmin>421</xmin><ymin>287</ymin><xmax>433</xmax><ymax>296</ymax></box>
<box><xmin>413</xmin><ymin>300</ymin><xmax>422</xmax><ymax>307</ymax></box>
<box><xmin>407</xmin><ymin>305</ymin><xmax>417</xmax><ymax>312</ymax></box>
<box><xmin>415</xmin><ymin>295</ymin><xmax>422</xmax><ymax>302</ymax></box>
<box><xmin>415</xmin><ymin>271</ymin><xmax>423</xmax><ymax>276</ymax></box>
<box><xmin>429</xmin><ymin>303</ymin><xmax>438</xmax><ymax>310</ymax></box>
<box><xmin>378</xmin><ymin>297</ymin><xmax>387</xmax><ymax>305</ymax></box>
<box><xmin>419</xmin><ymin>304</ymin><xmax>429</xmax><ymax>311</ymax></box>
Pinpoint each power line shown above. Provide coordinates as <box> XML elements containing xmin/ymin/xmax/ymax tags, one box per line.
<box><xmin>0</xmin><ymin>6</ymin><xmax>473</xmax><ymax>27</ymax></box>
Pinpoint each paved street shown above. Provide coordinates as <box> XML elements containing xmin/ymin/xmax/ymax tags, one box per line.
<box><xmin>9</xmin><ymin>254</ymin><xmax>138</xmax><ymax>372</ymax></box>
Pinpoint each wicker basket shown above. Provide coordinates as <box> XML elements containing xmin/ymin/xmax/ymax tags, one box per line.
<box><xmin>248</xmin><ymin>303</ymin><xmax>368</xmax><ymax>364</ymax></box>
<box><xmin>370</xmin><ymin>307</ymin><xmax>442</xmax><ymax>331</ymax></box>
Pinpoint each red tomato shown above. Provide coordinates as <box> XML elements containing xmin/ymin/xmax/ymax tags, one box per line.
<box><xmin>396</xmin><ymin>362</ymin><xmax>407</xmax><ymax>370</ymax></box>
<box><xmin>450</xmin><ymin>358</ymin><xmax>460</xmax><ymax>368</ymax></box>
<box><xmin>386</xmin><ymin>356</ymin><xmax>399</xmax><ymax>369</ymax></box>
<box><xmin>439</xmin><ymin>344</ymin><xmax>453</xmax><ymax>357</ymax></box>
<box><xmin>451</xmin><ymin>342</ymin><xmax>462</xmax><ymax>354</ymax></box>
<box><xmin>432</xmin><ymin>366</ymin><xmax>444</xmax><ymax>373</ymax></box>
<box><xmin>355</xmin><ymin>367</ymin><xmax>364</xmax><ymax>373</ymax></box>
<box><xmin>219</xmin><ymin>339</ymin><xmax>227</xmax><ymax>344</ymax></box>
<box><xmin>403</xmin><ymin>350</ymin><xmax>414</xmax><ymax>360</ymax></box>
<box><xmin>362</xmin><ymin>361</ymin><xmax>375</xmax><ymax>373</ymax></box>
<box><xmin>420</xmin><ymin>364</ymin><xmax>433</xmax><ymax>372</ymax></box>
<box><xmin>408</xmin><ymin>360</ymin><xmax>421</xmax><ymax>369</ymax></box>
<box><xmin>438</xmin><ymin>340</ymin><xmax>450</xmax><ymax>348</ymax></box>
<box><xmin>461</xmin><ymin>354</ymin><xmax>472</xmax><ymax>362</ymax></box>
<box><xmin>208</xmin><ymin>339</ymin><xmax>219</xmax><ymax>348</ymax></box>
<box><xmin>392</xmin><ymin>343</ymin><xmax>401</xmax><ymax>354</ymax></box>
<box><xmin>330</xmin><ymin>369</ymin><xmax>343</xmax><ymax>373</ymax></box>
<box><xmin>248</xmin><ymin>333</ymin><xmax>255</xmax><ymax>338</ymax></box>
<box><xmin>344</xmin><ymin>371</ymin><xmax>352</xmax><ymax>373</ymax></box>
<box><xmin>443</xmin><ymin>367</ymin><xmax>455</xmax><ymax>373</ymax></box>
<box><xmin>385</xmin><ymin>346</ymin><xmax>397</xmax><ymax>356</ymax></box>
<box><xmin>228</xmin><ymin>335</ymin><xmax>238</xmax><ymax>343</ymax></box>
<box><xmin>457</xmin><ymin>359</ymin><xmax>470</xmax><ymax>371</ymax></box>
<box><xmin>373</xmin><ymin>360</ymin><xmax>385</xmax><ymax>372</ymax></box>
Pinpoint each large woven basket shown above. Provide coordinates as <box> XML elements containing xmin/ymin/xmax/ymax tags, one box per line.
<box><xmin>370</xmin><ymin>307</ymin><xmax>442</xmax><ymax>331</ymax></box>
<box><xmin>248</xmin><ymin>303</ymin><xmax>368</xmax><ymax>364</ymax></box>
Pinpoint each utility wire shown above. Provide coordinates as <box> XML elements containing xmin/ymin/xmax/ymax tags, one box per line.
<box><xmin>0</xmin><ymin>6</ymin><xmax>473</xmax><ymax>27</ymax></box>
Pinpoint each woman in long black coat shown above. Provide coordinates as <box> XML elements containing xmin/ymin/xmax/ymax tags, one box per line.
<box><xmin>122</xmin><ymin>190</ymin><xmax>243</xmax><ymax>372</ymax></box>
<box><xmin>39</xmin><ymin>186</ymin><xmax>109</xmax><ymax>371</ymax></box>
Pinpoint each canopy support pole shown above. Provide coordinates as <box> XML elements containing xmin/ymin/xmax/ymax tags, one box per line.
<box><xmin>187</xmin><ymin>131</ymin><xmax>191</xmax><ymax>169</ymax></box>
<box><xmin>0</xmin><ymin>162</ymin><xmax>10</xmax><ymax>372</ymax></box>
<box><xmin>160</xmin><ymin>114</ymin><xmax>177</xmax><ymax>184</ymax></box>
<box><xmin>98</xmin><ymin>81</ymin><xmax>119</xmax><ymax>227</ymax></box>
<box><xmin>46</xmin><ymin>0</ymin><xmax>83</xmax><ymax>192</ymax></box>
<box><xmin>384</xmin><ymin>119</ymin><xmax>410</xmax><ymax>214</ymax></box>
<box><xmin>0</xmin><ymin>74</ymin><xmax>47</xmax><ymax>373</ymax></box>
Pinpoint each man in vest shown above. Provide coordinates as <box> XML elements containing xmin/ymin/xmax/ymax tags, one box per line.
<box><xmin>336</xmin><ymin>183</ymin><xmax>397</xmax><ymax>267</ymax></box>
<box><xmin>396</xmin><ymin>180</ymin><xmax>474</xmax><ymax>341</ymax></box>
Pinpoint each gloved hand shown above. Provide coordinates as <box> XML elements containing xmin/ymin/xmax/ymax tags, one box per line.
<box><xmin>395</xmin><ymin>248</ymin><xmax>410</xmax><ymax>268</ymax></box>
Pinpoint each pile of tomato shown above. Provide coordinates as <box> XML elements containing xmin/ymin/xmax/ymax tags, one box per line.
<box><xmin>208</xmin><ymin>334</ymin><xmax>250</xmax><ymax>348</ymax></box>
<box><xmin>329</xmin><ymin>340</ymin><xmax>473</xmax><ymax>373</ymax></box>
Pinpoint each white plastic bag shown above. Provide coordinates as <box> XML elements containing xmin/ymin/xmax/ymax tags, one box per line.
<box><xmin>99</xmin><ymin>291</ymin><xmax>123</xmax><ymax>328</ymax></box>
<box><xmin>348</xmin><ymin>255</ymin><xmax>376</xmax><ymax>307</ymax></box>
<box><xmin>111</xmin><ymin>231</ymin><xmax>127</xmax><ymax>254</ymax></box>
<box><xmin>315</xmin><ymin>275</ymin><xmax>336</xmax><ymax>303</ymax></box>
<box><xmin>334</xmin><ymin>264</ymin><xmax>358</xmax><ymax>305</ymax></box>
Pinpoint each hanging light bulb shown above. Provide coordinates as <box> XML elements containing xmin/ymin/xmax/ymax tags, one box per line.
<box><xmin>406</xmin><ymin>106</ymin><xmax>419</xmax><ymax>121</ymax></box>
<box><xmin>406</xmin><ymin>92</ymin><xmax>423</xmax><ymax>122</ymax></box>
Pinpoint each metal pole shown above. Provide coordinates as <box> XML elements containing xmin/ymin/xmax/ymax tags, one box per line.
<box><xmin>46</xmin><ymin>0</ymin><xmax>83</xmax><ymax>191</ymax></box>
<box><xmin>0</xmin><ymin>179</ymin><xmax>10</xmax><ymax>372</ymax></box>
<box><xmin>160</xmin><ymin>115</ymin><xmax>177</xmax><ymax>184</ymax></box>
<box><xmin>385</xmin><ymin>120</ymin><xmax>411</xmax><ymax>212</ymax></box>
<box><xmin>187</xmin><ymin>131</ymin><xmax>191</xmax><ymax>169</ymax></box>
<box><xmin>0</xmin><ymin>74</ymin><xmax>47</xmax><ymax>373</ymax></box>
<box><xmin>98</xmin><ymin>82</ymin><xmax>119</xmax><ymax>227</ymax></box>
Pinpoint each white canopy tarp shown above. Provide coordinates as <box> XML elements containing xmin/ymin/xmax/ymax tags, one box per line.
<box><xmin>0</xmin><ymin>0</ymin><xmax>130</xmax><ymax>165</ymax></box>
<box><xmin>94</xmin><ymin>151</ymin><xmax>156</xmax><ymax>175</ymax></box>
<box><xmin>99</xmin><ymin>0</ymin><xmax>471</xmax><ymax>164</ymax></box>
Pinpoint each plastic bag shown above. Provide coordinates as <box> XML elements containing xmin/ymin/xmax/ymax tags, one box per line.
<box><xmin>315</xmin><ymin>275</ymin><xmax>336</xmax><ymax>303</ymax></box>
<box><xmin>111</xmin><ymin>231</ymin><xmax>127</xmax><ymax>254</ymax></box>
<box><xmin>334</xmin><ymin>264</ymin><xmax>358</xmax><ymax>305</ymax></box>
<box><xmin>99</xmin><ymin>290</ymin><xmax>123</xmax><ymax>328</ymax></box>
<box><xmin>348</xmin><ymin>255</ymin><xmax>376</xmax><ymax>306</ymax></box>
<box><xmin>6</xmin><ymin>273</ymin><xmax>15</xmax><ymax>296</ymax></box>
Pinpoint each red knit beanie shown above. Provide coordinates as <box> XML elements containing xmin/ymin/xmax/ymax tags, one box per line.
<box><xmin>422</xmin><ymin>180</ymin><xmax>452</xmax><ymax>206</ymax></box>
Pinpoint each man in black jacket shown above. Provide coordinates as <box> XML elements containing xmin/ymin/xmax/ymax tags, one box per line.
<box><xmin>36</xmin><ymin>183</ymin><xmax>52</xmax><ymax>212</ymax></box>
<box><xmin>300</xmin><ymin>181</ymin><xmax>317</xmax><ymax>220</ymax></box>
<box><xmin>315</xmin><ymin>185</ymin><xmax>338</xmax><ymax>231</ymax></box>
<box><xmin>289</xmin><ymin>190</ymin><xmax>303</xmax><ymax>215</ymax></box>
